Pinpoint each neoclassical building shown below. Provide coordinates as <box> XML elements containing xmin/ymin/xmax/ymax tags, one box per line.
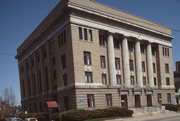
<box><xmin>16</xmin><ymin>0</ymin><xmax>175</xmax><ymax>113</ymax></box>
<box><xmin>174</xmin><ymin>61</ymin><xmax>180</xmax><ymax>104</ymax></box>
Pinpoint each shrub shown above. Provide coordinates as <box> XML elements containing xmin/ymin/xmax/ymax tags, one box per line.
<box><xmin>163</xmin><ymin>104</ymin><xmax>177</xmax><ymax>111</ymax></box>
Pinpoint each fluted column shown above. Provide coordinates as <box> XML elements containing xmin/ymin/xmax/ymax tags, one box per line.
<box><xmin>135</xmin><ymin>40</ymin><xmax>143</xmax><ymax>86</ymax></box>
<box><xmin>107</xmin><ymin>34</ymin><xmax>116</xmax><ymax>85</ymax></box>
<box><xmin>122</xmin><ymin>37</ymin><xmax>130</xmax><ymax>86</ymax></box>
<box><xmin>147</xmin><ymin>43</ymin><xmax>154</xmax><ymax>87</ymax></box>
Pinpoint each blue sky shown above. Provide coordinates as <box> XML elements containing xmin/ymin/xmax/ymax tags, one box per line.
<box><xmin>0</xmin><ymin>0</ymin><xmax>180</xmax><ymax>105</ymax></box>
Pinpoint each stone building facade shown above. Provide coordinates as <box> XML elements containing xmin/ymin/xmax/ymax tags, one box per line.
<box><xmin>174</xmin><ymin>61</ymin><xmax>180</xmax><ymax>104</ymax></box>
<box><xmin>16</xmin><ymin>0</ymin><xmax>175</xmax><ymax>113</ymax></box>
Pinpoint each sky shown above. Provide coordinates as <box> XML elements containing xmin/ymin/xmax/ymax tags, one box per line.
<box><xmin>0</xmin><ymin>0</ymin><xmax>180</xmax><ymax>105</ymax></box>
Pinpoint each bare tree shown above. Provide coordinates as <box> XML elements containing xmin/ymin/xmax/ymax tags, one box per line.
<box><xmin>0</xmin><ymin>87</ymin><xmax>17</xmax><ymax>120</ymax></box>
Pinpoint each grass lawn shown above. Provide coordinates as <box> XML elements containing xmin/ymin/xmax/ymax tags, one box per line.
<box><xmin>84</xmin><ymin>116</ymin><xmax>129</xmax><ymax>121</ymax></box>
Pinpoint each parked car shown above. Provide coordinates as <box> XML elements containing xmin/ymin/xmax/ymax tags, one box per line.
<box><xmin>24</xmin><ymin>118</ymin><xmax>38</xmax><ymax>121</ymax></box>
<box><xmin>6</xmin><ymin>118</ymin><xmax>22</xmax><ymax>121</ymax></box>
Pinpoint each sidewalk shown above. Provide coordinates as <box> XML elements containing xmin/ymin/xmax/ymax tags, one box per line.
<box><xmin>106</xmin><ymin>111</ymin><xmax>179</xmax><ymax>121</ymax></box>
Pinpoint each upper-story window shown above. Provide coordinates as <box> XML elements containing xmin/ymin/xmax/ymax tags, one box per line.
<box><xmin>166</xmin><ymin>77</ymin><xmax>170</xmax><ymax>85</ymax></box>
<box><xmin>116</xmin><ymin>74</ymin><xmax>122</xmax><ymax>85</ymax></box>
<box><xmin>141</xmin><ymin>44</ymin><xmax>146</xmax><ymax>54</ymax></box>
<box><xmin>84</xmin><ymin>51</ymin><xmax>91</xmax><ymax>65</ymax></box>
<box><xmin>58</xmin><ymin>30</ymin><xmax>66</xmax><ymax>47</ymax></box>
<box><xmin>114</xmin><ymin>38</ymin><xmax>120</xmax><ymax>49</ymax></box>
<box><xmin>162</xmin><ymin>46</ymin><xmax>170</xmax><ymax>57</ymax></box>
<box><xmin>79</xmin><ymin>27</ymin><xmax>93</xmax><ymax>42</ymax></box>
<box><xmin>128</xmin><ymin>42</ymin><xmax>134</xmax><ymax>52</ymax></box>
<box><xmin>129</xmin><ymin>59</ymin><xmax>134</xmax><ymax>71</ymax></box>
<box><xmin>61</xmin><ymin>54</ymin><xmax>66</xmax><ymax>69</ymax></box>
<box><xmin>85</xmin><ymin>72</ymin><xmax>93</xmax><ymax>83</ymax></box>
<box><xmin>165</xmin><ymin>63</ymin><xmax>169</xmax><ymax>73</ymax></box>
<box><xmin>102</xmin><ymin>74</ymin><xmax>107</xmax><ymax>84</ymax></box>
<box><xmin>130</xmin><ymin>76</ymin><xmax>135</xmax><ymax>85</ymax></box>
<box><xmin>153</xmin><ymin>63</ymin><xmax>156</xmax><ymax>73</ymax></box>
<box><xmin>100</xmin><ymin>56</ymin><xmax>106</xmax><ymax>68</ymax></box>
<box><xmin>152</xmin><ymin>47</ymin><xmax>156</xmax><ymax>56</ymax></box>
<box><xmin>63</xmin><ymin>74</ymin><xmax>68</xmax><ymax>86</ymax></box>
<box><xmin>142</xmin><ymin>61</ymin><xmax>146</xmax><ymax>72</ymax></box>
<box><xmin>143</xmin><ymin>76</ymin><xmax>146</xmax><ymax>86</ymax></box>
<box><xmin>115</xmin><ymin>58</ymin><xmax>120</xmax><ymax>70</ymax></box>
<box><xmin>99</xmin><ymin>34</ymin><xmax>106</xmax><ymax>47</ymax></box>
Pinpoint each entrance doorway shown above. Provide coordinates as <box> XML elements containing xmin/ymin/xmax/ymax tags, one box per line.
<box><xmin>135</xmin><ymin>95</ymin><xmax>141</xmax><ymax>108</ymax></box>
<box><xmin>121</xmin><ymin>95</ymin><xmax>128</xmax><ymax>107</ymax></box>
<box><xmin>147</xmin><ymin>94</ymin><xmax>152</xmax><ymax>107</ymax></box>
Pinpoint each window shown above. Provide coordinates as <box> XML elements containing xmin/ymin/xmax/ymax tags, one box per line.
<box><xmin>21</xmin><ymin>79</ymin><xmax>25</xmax><ymax>97</ymax></box>
<box><xmin>157</xmin><ymin>93</ymin><xmax>162</xmax><ymax>104</ymax></box>
<box><xmin>53</xmin><ymin>70</ymin><xmax>57</xmax><ymax>80</ymax></box>
<box><xmin>85</xmin><ymin>72</ymin><xmax>93</xmax><ymax>83</ymax></box>
<box><xmin>162</xmin><ymin>47</ymin><xmax>165</xmax><ymax>56</ymax></box>
<box><xmin>79</xmin><ymin>27</ymin><xmax>83</xmax><ymax>39</ymax></box>
<box><xmin>115</xmin><ymin>58</ymin><xmax>120</xmax><ymax>69</ymax></box>
<box><xmin>116</xmin><ymin>75</ymin><xmax>122</xmax><ymax>85</ymax></box>
<box><xmin>37</xmin><ymin>55</ymin><xmax>40</xmax><ymax>63</ymax></box>
<box><xmin>52</xmin><ymin>57</ymin><xmax>56</xmax><ymax>66</ymax></box>
<box><xmin>143</xmin><ymin>77</ymin><xmax>146</xmax><ymax>86</ymax></box>
<box><xmin>38</xmin><ymin>70</ymin><xmax>42</xmax><ymax>93</ymax></box>
<box><xmin>45</xmin><ymin>67</ymin><xmax>49</xmax><ymax>90</ymax></box>
<box><xmin>152</xmin><ymin>47</ymin><xmax>156</xmax><ymax>56</ymax></box>
<box><xmin>63</xmin><ymin>74</ymin><xmax>68</xmax><ymax>86</ymax></box>
<box><xmin>43</xmin><ymin>50</ymin><xmax>47</xmax><ymax>58</ymax></box>
<box><xmin>142</xmin><ymin>61</ymin><xmax>146</xmax><ymax>72</ymax></box>
<box><xmin>128</xmin><ymin>42</ymin><xmax>134</xmax><ymax>52</ymax></box>
<box><xmin>99</xmin><ymin>34</ymin><xmax>106</xmax><ymax>46</ymax></box>
<box><xmin>141</xmin><ymin>44</ymin><xmax>145</xmax><ymax>54</ymax></box>
<box><xmin>102</xmin><ymin>74</ymin><xmax>107</xmax><ymax>84</ymax></box>
<box><xmin>165</xmin><ymin>63</ymin><xmax>169</xmax><ymax>73</ymax></box>
<box><xmin>84</xmin><ymin>51</ymin><xmax>91</xmax><ymax>65</ymax></box>
<box><xmin>130</xmin><ymin>76</ymin><xmax>135</xmax><ymax>85</ymax></box>
<box><xmin>64</xmin><ymin>96</ymin><xmax>69</xmax><ymax>110</ymax></box>
<box><xmin>100</xmin><ymin>56</ymin><xmax>106</xmax><ymax>68</ymax></box>
<box><xmin>61</xmin><ymin>54</ymin><xmax>66</xmax><ymax>69</ymax></box>
<box><xmin>129</xmin><ymin>60</ymin><xmax>134</xmax><ymax>71</ymax></box>
<box><xmin>89</xmin><ymin>30</ymin><xmax>93</xmax><ymax>41</ymax></box>
<box><xmin>106</xmin><ymin>94</ymin><xmax>112</xmax><ymax>106</ymax></box>
<box><xmin>166</xmin><ymin>77</ymin><xmax>170</xmax><ymax>85</ymax></box>
<box><xmin>87</xmin><ymin>94</ymin><xmax>95</xmax><ymax>108</ymax></box>
<box><xmin>167</xmin><ymin>48</ymin><xmax>169</xmax><ymax>56</ymax></box>
<box><xmin>84</xmin><ymin>28</ymin><xmax>88</xmax><ymax>40</ymax></box>
<box><xmin>167</xmin><ymin>93</ymin><xmax>171</xmax><ymax>104</ymax></box>
<box><xmin>154</xmin><ymin>77</ymin><xmax>157</xmax><ymax>86</ymax></box>
<box><xmin>153</xmin><ymin>63</ymin><xmax>156</xmax><ymax>73</ymax></box>
<box><xmin>114</xmin><ymin>38</ymin><xmax>120</xmax><ymax>49</ymax></box>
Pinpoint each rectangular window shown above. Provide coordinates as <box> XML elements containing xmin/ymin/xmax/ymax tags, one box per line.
<box><xmin>165</xmin><ymin>63</ymin><xmax>169</xmax><ymax>73</ymax></box>
<box><xmin>52</xmin><ymin>57</ymin><xmax>56</xmax><ymax>66</ymax></box>
<box><xmin>85</xmin><ymin>72</ymin><xmax>93</xmax><ymax>83</ymax></box>
<box><xmin>84</xmin><ymin>28</ymin><xmax>88</xmax><ymax>40</ymax></box>
<box><xmin>63</xmin><ymin>74</ymin><xmax>68</xmax><ymax>86</ymax></box>
<box><xmin>64</xmin><ymin>96</ymin><xmax>69</xmax><ymax>110</ymax></box>
<box><xmin>43</xmin><ymin>50</ymin><xmax>47</xmax><ymax>58</ymax></box>
<box><xmin>114</xmin><ymin>38</ymin><xmax>120</xmax><ymax>49</ymax></box>
<box><xmin>102</xmin><ymin>74</ymin><xmax>107</xmax><ymax>84</ymax></box>
<box><xmin>100</xmin><ymin>56</ymin><xmax>106</xmax><ymax>68</ymax></box>
<box><xmin>167</xmin><ymin>48</ymin><xmax>169</xmax><ymax>56</ymax></box>
<box><xmin>99</xmin><ymin>34</ymin><xmax>106</xmax><ymax>46</ymax></box>
<box><xmin>166</xmin><ymin>77</ymin><xmax>170</xmax><ymax>85</ymax></box>
<box><xmin>53</xmin><ymin>70</ymin><xmax>57</xmax><ymax>80</ymax></box>
<box><xmin>129</xmin><ymin>60</ymin><xmax>134</xmax><ymax>71</ymax></box>
<box><xmin>79</xmin><ymin>27</ymin><xmax>83</xmax><ymax>39</ymax></box>
<box><xmin>128</xmin><ymin>42</ymin><xmax>133</xmax><ymax>52</ymax></box>
<box><xmin>141</xmin><ymin>44</ymin><xmax>145</xmax><ymax>54</ymax></box>
<box><xmin>152</xmin><ymin>47</ymin><xmax>156</xmax><ymax>56</ymax></box>
<box><xmin>61</xmin><ymin>54</ymin><xmax>66</xmax><ymax>69</ymax></box>
<box><xmin>45</xmin><ymin>67</ymin><xmax>49</xmax><ymax>90</ymax></box>
<box><xmin>116</xmin><ymin>75</ymin><xmax>122</xmax><ymax>85</ymax></box>
<box><xmin>142</xmin><ymin>61</ymin><xmax>146</xmax><ymax>72</ymax></box>
<box><xmin>38</xmin><ymin>70</ymin><xmax>42</xmax><ymax>93</ymax></box>
<box><xmin>87</xmin><ymin>94</ymin><xmax>95</xmax><ymax>108</ymax></box>
<box><xmin>84</xmin><ymin>51</ymin><xmax>91</xmax><ymax>65</ymax></box>
<box><xmin>154</xmin><ymin>77</ymin><xmax>157</xmax><ymax>86</ymax></box>
<box><xmin>63</xmin><ymin>31</ymin><xmax>66</xmax><ymax>44</ymax></box>
<box><xmin>143</xmin><ymin>77</ymin><xmax>146</xmax><ymax>86</ymax></box>
<box><xmin>167</xmin><ymin>93</ymin><xmax>171</xmax><ymax>104</ymax></box>
<box><xmin>162</xmin><ymin>47</ymin><xmax>165</xmax><ymax>56</ymax></box>
<box><xmin>153</xmin><ymin>63</ymin><xmax>156</xmax><ymax>73</ymax></box>
<box><xmin>115</xmin><ymin>58</ymin><xmax>120</xmax><ymax>69</ymax></box>
<box><xmin>130</xmin><ymin>76</ymin><xmax>135</xmax><ymax>85</ymax></box>
<box><xmin>89</xmin><ymin>30</ymin><xmax>93</xmax><ymax>41</ymax></box>
<box><xmin>157</xmin><ymin>93</ymin><xmax>162</xmax><ymax>104</ymax></box>
<box><xmin>106</xmin><ymin>94</ymin><xmax>112</xmax><ymax>106</ymax></box>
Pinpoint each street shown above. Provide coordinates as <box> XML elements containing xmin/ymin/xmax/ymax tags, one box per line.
<box><xmin>144</xmin><ymin>115</ymin><xmax>180</xmax><ymax>121</ymax></box>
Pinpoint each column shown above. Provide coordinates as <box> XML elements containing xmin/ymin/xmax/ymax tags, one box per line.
<box><xmin>135</xmin><ymin>40</ymin><xmax>143</xmax><ymax>86</ymax></box>
<box><xmin>147</xmin><ymin>43</ymin><xmax>154</xmax><ymax>87</ymax></box>
<box><xmin>107</xmin><ymin>34</ymin><xmax>116</xmax><ymax>85</ymax></box>
<box><xmin>122</xmin><ymin>37</ymin><xmax>130</xmax><ymax>86</ymax></box>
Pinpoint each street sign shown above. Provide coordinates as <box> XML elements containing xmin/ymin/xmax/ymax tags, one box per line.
<box><xmin>80</xmin><ymin>98</ymin><xmax>84</xmax><ymax>103</ymax></box>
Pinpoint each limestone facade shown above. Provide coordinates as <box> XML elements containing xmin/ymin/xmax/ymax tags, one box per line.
<box><xmin>16</xmin><ymin>0</ymin><xmax>175</xmax><ymax>113</ymax></box>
